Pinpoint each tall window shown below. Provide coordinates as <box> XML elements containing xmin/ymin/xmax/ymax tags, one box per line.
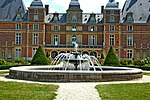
<box><xmin>16</xmin><ymin>33</ymin><xmax>22</xmax><ymax>44</ymax></box>
<box><xmin>32</xmin><ymin>48</ymin><xmax>37</xmax><ymax>57</ymax></box>
<box><xmin>110</xmin><ymin>25</ymin><xmax>115</xmax><ymax>31</ymax></box>
<box><xmin>2</xmin><ymin>50</ymin><xmax>5</xmax><ymax>58</ymax></box>
<box><xmin>15</xmin><ymin>48</ymin><xmax>21</xmax><ymax>58</ymax></box>
<box><xmin>127</xmin><ymin>50</ymin><xmax>133</xmax><ymax>58</ymax></box>
<box><xmin>54</xmin><ymin>34</ymin><xmax>58</xmax><ymax>46</ymax></box>
<box><xmin>33</xmin><ymin>24</ymin><xmax>39</xmax><ymax>30</ymax></box>
<box><xmin>72</xmin><ymin>14</ymin><xmax>77</xmax><ymax>23</ymax></box>
<box><xmin>16</xmin><ymin>24</ymin><xmax>22</xmax><ymax>30</ymax></box>
<box><xmin>90</xmin><ymin>35</ymin><xmax>95</xmax><ymax>46</ymax></box>
<box><xmin>33</xmin><ymin>33</ymin><xmax>38</xmax><ymax>45</ymax></box>
<box><xmin>34</xmin><ymin>15</ymin><xmax>39</xmax><ymax>21</ymax></box>
<box><xmin>110</xmin><ymin>11</ymin><xmax>114</xmax><ymax>23</ymax></box>
<box><xmin>8</xmin><ymin>50</ymin><xmax>12</xmax><ymax>58</ymax></box>
<box><xmin>110</xmin><ymin>35</ymin><xmax>115</xmax><ymax>46</ymax></box>
<box><xmin>127</xmin><ymin>25</ymin><xmax>133</xmax><ymax>32</ymax></box>
<box><xmin>127</xmin><ymin>34</ymin><xmax>133</xmax><ymax>46</ymax></box>
<box><xmin>72</xmin><ymin>35</ymin><xmax>77</xmax><ymax>47</ymax></box>
<box><xmin>54</xmin><ymin>26</ymin><xmax>58</xmax><ymax>31</ymax></box>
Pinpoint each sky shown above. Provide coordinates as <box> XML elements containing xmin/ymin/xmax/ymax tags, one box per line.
<box><xmin>24</xmin><ymin>0</ymin><xmax>126</xmax><ymax>13</ymax></box>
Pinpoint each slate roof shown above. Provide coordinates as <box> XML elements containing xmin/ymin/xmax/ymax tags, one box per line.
<box><xmin>0</xmin><ymin>0</ymin><xmax>26</xmax><ymax>21</ymax></box>
<box><xmin>121</xmin><ymin>0</ymin><xmax>150</xmax><ymax>23</ymax></box>
<box><xmin>46</xmin><ymin>13</ymin><xmax>103</xmax><ymax>24</ymax></box>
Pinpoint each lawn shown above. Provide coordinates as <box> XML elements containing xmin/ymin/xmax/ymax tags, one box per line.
<box><xmin>0</xmin><ymin>71</ymin><xmax>9</xmax><ymax>75</ymax></box>
<box><xmin>0</xmin><ymin>82</ymin><xmax>58</xmax><ymax>100</ymax></box>
<box><xmin>96</xmin><ymin>83</ymin><xmax>150</xmax><ymax>100</ymax></box>
<box><xmin>144</xmin><ymin>73</ymin><xmax>150</xmax><ymax>76</ymax></box>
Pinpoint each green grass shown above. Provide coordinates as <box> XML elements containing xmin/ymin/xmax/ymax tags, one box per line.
<box><xmin>96</xmin><ymin>83</ymin><xmax>150</xmax><ymax>100</ymax></box>
<box><xmin>144</xmin><ymin>73</ymin><xmax>150</xmax><ymax>76</ymax></box>
<box><xmin>0</xmin><ymin>82</ymin><xmax>58</xmax><ymax>100</ymax></box>
<box><xmin>0</xmin><ymin>71</ymin><xmax>8</xmax><ymax>74</ymax></box>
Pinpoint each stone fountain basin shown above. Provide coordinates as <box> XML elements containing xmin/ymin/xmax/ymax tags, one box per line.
<box><xmin>9</xmin><ymin>66</ymin><xmax>143</xmax><ymax>82</ymax></box>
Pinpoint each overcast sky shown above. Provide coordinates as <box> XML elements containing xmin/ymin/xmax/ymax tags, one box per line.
<box><xmin>24</xmin><ymin>0</ymin><xmax>126</xmax><ymax>13</ymax></box>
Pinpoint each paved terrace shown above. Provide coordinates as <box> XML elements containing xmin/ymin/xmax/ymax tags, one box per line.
<box><xmin>0</xmin><ymin>70</ymin><xmax>150</xmax><ymax>100</ymax></box>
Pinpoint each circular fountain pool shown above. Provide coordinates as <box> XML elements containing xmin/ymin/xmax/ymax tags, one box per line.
<box><xmin>9</xmin><ymin>51</ymin><xmax>143</xmax><ymax>82</ymax></box>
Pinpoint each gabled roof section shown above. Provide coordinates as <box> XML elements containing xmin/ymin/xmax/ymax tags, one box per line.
<box><xmin>121</xmin><ymin>0</ymin><xmax>150</xmax><ymax>23</ymax></box>
<box><xmin>0</xmin><ymin>0</ymin><xmax>26</xmax><ymax>21</ymax></box>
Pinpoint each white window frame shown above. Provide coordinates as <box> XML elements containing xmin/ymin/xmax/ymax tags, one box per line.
<box><xmin>127</xmin><ymin>34</ymin><xmax>133</xmax><ymax>46</ymax></box>
<box><xmin>54</xmin><ymin>34</ymin><xmax>58</xmax><ymax>46</ymax></box>
<box><xmin>15</xmin><ymin>33</ymin><xmax>22</xmax><ymax>44</ymax></box>
<box><xmin>8</xmin><ymin>50</ymin><xmax>12</xmax><ymax>58</ymax></box>
<box><xmin>33</xmin><ymin>24</ymin><xmax>39</xmax><ymax>30</ymax></box>
<box><xmin>16</xmin><ymin>24</ymin><xmax>22</xmax><ymax>30</ymax></box>
<box><xmin>90</xmin><ymin>35</ymin><xmax>95</xmax><ymax>46</ymax></box>
<box><xmin>33</xmin><ymin>33</ymin><xmax>39</xmax><ymax>45</ymax></box>
<box><xmin>72</xmin><ymin>35</ymin><xmax>77</xmax><ymax>47</ymax></box>
<box><xmin>127</xmin><ymin>49</ymin><xmax>133</xmax><ymax>58</ymax></box>
<box><xmin>15</xmin><ymin>48</ymin><xmax>21</xmax><ymax>58</ymax></box>
<box><xmin>72</xmin><ymin>26</ymin><xmax>77</xmax><ymax>31</ymax></box>
<box><xmin>2</xmin><ymin>50</ymin><xmax>5</xmax><ymax>58</ymax></box>
<box><xmin>110</xmin><ymin>35</ymin><xmax>115</xmax><ymax>46</ymax></box>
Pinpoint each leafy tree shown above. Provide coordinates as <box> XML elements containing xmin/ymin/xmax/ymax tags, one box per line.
<box><xmin>0</xmin><ymin>58</ymin><xmax>7</xmax><ymax>65</ymax></box>
<box><xmin>31</xmin><ymin>46</ymin><xmax>49</xmax><ymax>65</ymax></box>
<box><xmin>104</xmin><ymin>46</ymin><xmax>120</xmax><ymax>66</ymax></box>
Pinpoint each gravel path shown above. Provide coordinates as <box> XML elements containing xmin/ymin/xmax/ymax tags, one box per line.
<box><xmin>55</xmin><ymin>83</ymin><xmax>101</xmax><ymax>100</ymax></box>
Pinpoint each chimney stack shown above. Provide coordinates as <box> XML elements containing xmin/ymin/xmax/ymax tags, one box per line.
<box><xmin>45</xmin><ymin>5</ymin><xmax>49</xmax><ymax>15</ymax></box>
<box><xmin>101</xmin><ymin>6</ymin><xmax>104</xmax><ymax>14</ymax></box>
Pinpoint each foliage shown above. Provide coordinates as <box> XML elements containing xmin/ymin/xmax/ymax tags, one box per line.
<box><xmin>104</xmin><ymin>46</ymin><xmax>120</xmax><ymax>66</ymax></box>
<box><xmin>96</xmin><ymin>83</ymin><xmax>150</xmax><ymax>100</ymax></box>
<box><xmin>120</xmin><ymin>59</ymin><xmax>133</xmax><ymax>65</ymax></box>
<box><xmin>0</xmin><ymin>81</ymin><xmax>58</xmax><ymax>100</ymax></box>
<box><xmin>14</xmin><ymin>58</ymin><xmax>29</xmax><ymax>65</ymax></box>
<box><xmin>31</xmin><ymin>46</ymin><xmax>49</xmax><ymax>65</ymax></box>
<box><xmin>134</xmin><ymin>59</ymin><xmax>145</xmax><ymax>66</ymax></box>
<box><xmin>0</xmin><ymin>58</ymin><xmax>7</xmax><ymax>65</ymax></box>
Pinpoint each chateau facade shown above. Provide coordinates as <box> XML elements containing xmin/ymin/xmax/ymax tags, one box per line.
<box><xmin>0</xmin><ymin>0</ymin><xmax>150</xmax><ymax>60</ymax></box>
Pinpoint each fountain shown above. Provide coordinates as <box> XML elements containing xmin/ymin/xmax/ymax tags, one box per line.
<box><xmin>9</xmin><ymin>43</ymin><xmax>143</xmax><ymax>82</ymax></box>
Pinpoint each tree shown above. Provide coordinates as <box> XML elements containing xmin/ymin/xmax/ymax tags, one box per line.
<box><xmin>31</xmin><ymin>46</ymin><xmax>49</xmax><ymax>65</ymax></box>
<box><xmin>104</xmin><ymin>46</ymin><xmax>120</xmax><ymax>66</ymax></box>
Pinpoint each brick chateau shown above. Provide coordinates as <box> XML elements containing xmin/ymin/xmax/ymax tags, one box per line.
<box><xmin>0</xmin><ymin>0</ymin><xmax>150</xmax><ymax>60</ymax></box>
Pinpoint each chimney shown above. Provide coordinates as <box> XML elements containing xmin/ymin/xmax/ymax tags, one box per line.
<box><xmin>101</xmin><ymin>6</ymin><xmax>104</xmax><ymax>14</ymax></box>
<box><xmin>45</xmin><ymin>5</ymin><xmax>49</xmax><ymax>15</ymax></box>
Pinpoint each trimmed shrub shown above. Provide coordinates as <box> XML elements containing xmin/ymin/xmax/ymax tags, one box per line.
<box><xmin>120</xmin><ymin>59</ymin><xmax>128</xmax><ymax>65</ymax></box>
<box><xmin>104</xmin><ymin>46</ymin><xmax>120</xmax><ymax>66</ymax></box>
<box><xmin>134</xmin><ymin>59</ymin><xmax>145</xmax><ymax>66</ymax></box>
<box><xmin>0</xmin><ymin>58</ymin><xmax>7</xmax><ymax>65</ymax></box>
<box><xmin>14</xmin><ymin>58</ymin><xmax>29</xmax><ymax>65</ymax></box>
<box><xmin>31</xmin><ymin>46</ymin><xmax>49</xmax><ymax>65</ymax></box>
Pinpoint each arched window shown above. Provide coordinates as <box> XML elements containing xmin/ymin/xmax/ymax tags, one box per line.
<box><xmin>72</xmin><ymin>35</ymin><xmax>76</xmax><ymax>47</ymax></box>
<box><xmin>72</xmin><ymin>14</ymin><xmax>77</xmax><ymax>23</ymax></box>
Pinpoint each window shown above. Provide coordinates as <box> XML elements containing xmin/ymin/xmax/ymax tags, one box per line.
<box><xmin>90</xmin><ymin>26</ymin><xmax>95</xmax><ymax>31</ymax></box>
<box><xmin>72</xmin><ymin>26</ymin><xmax>77</xmax><ymax>31</ymax></box>
<box><xmin>16</xmin><ymin>33</ymin><xmax>22</xmax><ymax>44</ymax></box>
<box><xmin>33</xmin><ymin>33</ymin><xmax>38</xmax><ymax>45</ymax></box>
<box><xmin>34</xmin><ymin>9</ymin><xmax>38</xmax><ymax>14</ymax></box>
<box><xmin>127</xmin><ymin>34</ymin><xmax>133</xmax><ymax>46</ymax></box>
<box><xmin>127</xmin><ymin>25</ymin><xmax>133</xmax><ymax>32</ymax></box>
<box><xmin>110</xmin><ymin>25</ymin><xmax>115</xmax><ymax>31</ymax></box>
<box><xmin>54</xmin><ymin>26</ymin><xmax>58</xmax><ymax>31</ymax></box>
<box><xmin>16</xmin><ymin>24</ymin><xmax>22</xmax><ymax>30</ymax></box>
<box><xmin>34</xmin><ymin>15</ymin><xmax>39</xmax><ymax>21</ymax></box>
<box><xmin>127</xmin><ymin>50</ymin><xmax>133</xmax><ymax>58</ymax></box>
<box><xmin>8</xmin><ymin>50</ymin><xmax>12</xmax><ymax>58</ymax></box>
<box><xmin>33</xmin><ymin>24</ymin><xmax>39</xmax><ymax>30</ymax></box>
<box><xmin>32</xmin><ymin>48</ymin><xmax>37</xmax><ymax>57</ymax></box>
<box><xmin>110</xmin><ymin>10</ymin><xmax>114</xmax><ymax>23</ymax></box>
<box><xmin>2</xmin><ymin>50</ymin><xmax>5</xmax><ymax>58</ymax></box>
<box><xmin>72</xmin><ymin>14</ymin><xmax>77</xmax><ymax>23</ymax></box>
<box><xmin>90</xmin><ymin>35</ymin><xmax>95</xmax><ymax>46</ymax></box>
<box><xmin>15</xmin><ymin>48</ymin><xmax>21</xmax><ymax>58</ymax></box>
<box><xmin>54</xmin><ymin>34</ymin><xmax>58</xmax><ymax>46</ymax></box>
<box><xmin>110</xmin><ymin>35</ymin><xmax>115</xmax><ymax>46</ymax></box>
<box><xmin>72</xmin><ymin>35</ymin><xmax>76</xmax><ymax>47</ymax></box>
